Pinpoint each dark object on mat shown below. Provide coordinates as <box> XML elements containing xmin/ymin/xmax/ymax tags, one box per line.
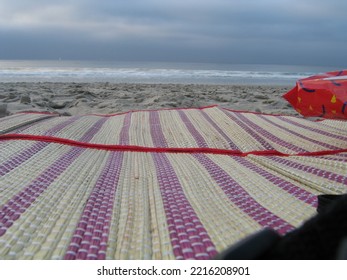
<box><xmin>214</xmin><ymin>229</ymin><xmax>281</xmax><ymax>260</ymax></box>
<box><xmin>216</xmin><ymin>194</ymin><xmax>347</xmax><ymax>260</ymax></box>
<box><xmin>317</xmin><ymin>194</ymin><xmax>345</xmax><ymax>214</ymax></box>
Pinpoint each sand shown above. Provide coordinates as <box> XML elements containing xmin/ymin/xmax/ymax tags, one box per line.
<box><xmin>0</xmin><ymin>82</ymin><xmax>297</xmax><ymax>117</ymax></box>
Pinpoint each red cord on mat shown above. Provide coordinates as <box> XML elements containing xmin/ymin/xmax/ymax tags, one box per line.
<box><xmin>1</xmin><ymin>133</ymin><xmax>347</xmax><ymax>157</ymax></box>
<box><xmin>87</xmin><ymin>105</ymin><xmax>219</xmax><ymax>117</ymax></box>
<box><xmin>14</xmin><ymin>105</ymin><xmax>328</xmax><ymax>121</ymax></box>
<box><xmin>14</xmin><ymin>111</ymin><xmax>59</xmax><ymax>116</ymax></box>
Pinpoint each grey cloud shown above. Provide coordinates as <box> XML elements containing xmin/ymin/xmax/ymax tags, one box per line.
<box><xmin>0</xmin><ymin>0</ymin><xmax>346</xmax><ymax>67</ymax></box>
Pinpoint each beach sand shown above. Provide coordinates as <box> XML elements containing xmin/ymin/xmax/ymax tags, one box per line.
<box><xmin>0</xmin><ymin>82</ymin><xmax>297</xmax><ymax>117</ymax></box>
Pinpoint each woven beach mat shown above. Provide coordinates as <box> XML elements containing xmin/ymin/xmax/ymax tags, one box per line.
<box><xmin>0</xmin><ymin>105</ymin><xmax>347</xmax><ymax>260</ymax></box>
<box><xmin>0</xmin><ymin>112</ymin><xmax>56</xmax><ymax>135</ymax></box>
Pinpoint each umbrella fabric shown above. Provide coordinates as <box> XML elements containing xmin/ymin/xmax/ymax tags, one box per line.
<box><xmin>283</xmin><ymin>70</ymin><xmax>347</xmax><ymax>119</ymax></box>
<box><xmin>0</xmin><ymin>106</ymin><xmax>347</xmax><ymax>260</ymax></box>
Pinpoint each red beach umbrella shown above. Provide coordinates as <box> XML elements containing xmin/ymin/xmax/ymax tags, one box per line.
<box><xmin>283</xmin><ymin>70</ymin><xmax>347</xmax><ymax>119</ymax></box>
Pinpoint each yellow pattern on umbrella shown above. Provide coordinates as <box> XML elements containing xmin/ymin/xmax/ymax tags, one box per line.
<box><xmin>331</xmin><ymin>95</ymin><xmax>337</xmax><ymax>103</ymax></box>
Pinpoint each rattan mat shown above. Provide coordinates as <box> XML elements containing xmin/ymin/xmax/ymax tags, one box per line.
<box><xmin>0</xmin><ymin>105</ymin><xmax>346</xmax><ymax>259</ymax></box>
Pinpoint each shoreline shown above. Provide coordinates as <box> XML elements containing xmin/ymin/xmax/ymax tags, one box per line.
<box><xmin>0</xmin><ymin>82</ymin><xmax>297</xmax><ymax>117</ymax></box>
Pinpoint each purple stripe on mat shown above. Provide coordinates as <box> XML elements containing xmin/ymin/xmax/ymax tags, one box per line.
<box><xmin>0</xmin><ymin>147</ymin><xmax>85</xmax><ymax>237</ymax></box>
<box><xmin>278</xmin><ymin>116</ymin><xmax>347</xmax><ymax>142</ymax></box>
<box><xmin>315</xmin><ymin>154</ymin><xmax>347</xmax><ymax>163</ymax></box>
<box><xmin>0</xmin><ymin>113</ymin><xmax>23</xmax><ymax>124</ymax></box>
<box><xmin>0</xmin><ymin>141</ymin><xmax>49</xmax><ymax>176</ymax></box>
<box><xmin>149</xmin><ymin>111</ymin><xmax>168</xmax><ymax>147</ymax></box>
<box><xmin>119</xmin><ymin>112</ymin><xmax>132</xmax><ymax>145</ymax></box>
<box><xmin>233</xmin><ymin>157</ymin><xmax>317</xmax><ymax>207</ymax></box>
<box><xmin>199</xmin><ymin>110</ymin><xmax>239</xmax><ymax>150</ymax></box>
<box><xmin>0</xmin><ymin>117</ymin><xmax>82</xmax><ymax>177</ymax></box>
<box><xmin>64</xmin><ymin>152</ymin><xmax>124</xmax><ymax>260</ymax></box>
<box><xmin>178</xmin><ymin>110</ymin><xmax>208</xmax><ymax>148</ymax></box>
<box><xmin>258</xmin><ymin>115</ymin><xmax>341</xmax><ymax>150</ymax></box>
<box><xmin>150</xmin><ymin>110</ymin><xmax>216</xmax><ymax>259</ymax></box>
<box><xmin>0</xmin><ymin>117</ymin><xmax>108</xmax><ymax>237</ymax></box>
<box><xmin>320</xmin><ymin>154</ymin><xmax>347</xmax><ymax>164</ymax></box>
<box><xmin>308</xmin><ymin>154</ymin><xmax>347</xmax><ymax>165</ymax></box>
<box><xmin>78</xmin><ymin>118</ymin><xmax>108</xmax><ymax>142</ymax></box>
<box><xmin>222</xmin><ymin>110</ymin><xmax>274</xmax><ymax>150</ymax></box>
<box><xmin>193</xmin><ymin>154</ymin><xmax>294</xmax><ymax>235</ymax></box>
<box><xmin>234</xmin><ymin>113</ymin><xmax>305</xmax><ymax>153</ymax></box>
<box><xmin>45</xmin><ymin>116</ymin><xmax>82</xmax><ymax>136</ymax></box>
<box><xmin>152</xmin><ymin>153</ymin><xmax>217</xmax><ymax>259</ymax></box>
<box><xmin>227</xmin><ymin>111</ymin><xmax>307</xmax><ymax>153</ymax></box>
<box><xmin>267</xmin><ymin>157</ymin><xmax>347</xmax><ymax>185</ymax></box>
<box><xmin>11</xmin><ymin>115</ymin><xmax>64</xmax><ymax>134</ymax></box>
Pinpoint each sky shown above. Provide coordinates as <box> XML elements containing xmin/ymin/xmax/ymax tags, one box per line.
<box><xmin>0</xmin><ymin>0</ymin><xmax>346</xmax><ymax>67</ymax></box>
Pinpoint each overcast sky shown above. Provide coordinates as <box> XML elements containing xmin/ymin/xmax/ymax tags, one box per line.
<box><xmin>0</xmin><ymin>0</ymin><xmax>346</xmax><ymax>67</ymax></box>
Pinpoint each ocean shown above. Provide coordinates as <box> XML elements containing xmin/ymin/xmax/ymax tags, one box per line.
<box><xmin>0</xmin><ymin>60</ymin><xmax>338</xmax><ymax>85</ymax></box>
